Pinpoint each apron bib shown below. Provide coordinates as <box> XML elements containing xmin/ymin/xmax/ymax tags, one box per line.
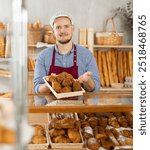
<box><xmin>48</xmin><ymin>45</ymin><xmax>78</xmax><ymax>79</ymax></box>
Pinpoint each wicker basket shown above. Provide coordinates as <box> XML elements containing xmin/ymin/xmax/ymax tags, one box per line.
<box><xmin>28</xmin><ymin>28</ymin><xmax>44</xmax><ymax>45</ymax></box>
<box><xmin>96</xmin><ymin>18</ymin><xmax>123</xmax><ymax>45</ymax></box>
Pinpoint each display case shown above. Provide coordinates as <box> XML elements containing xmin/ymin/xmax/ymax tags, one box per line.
<box><xmin>27</xmin><ymin>91</ymin><xmax>133</xmax><ymax>150</ymax></box>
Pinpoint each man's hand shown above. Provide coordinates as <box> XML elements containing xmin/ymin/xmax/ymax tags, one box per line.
<box><xmin>78</xmin><ymin>71</ymin><xmax>93</xmax><ymax>83</ymax></box>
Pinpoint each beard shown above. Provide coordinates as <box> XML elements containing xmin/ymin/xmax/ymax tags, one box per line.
<box><xmin>57</xmin><ymin>34</ymin><xmax>72</xmax><ymax>44</ymax></box>
<box><xmin>58</xmin><ymin>38</ymin><xmax>72</xmax><ymax>44</ymax></box>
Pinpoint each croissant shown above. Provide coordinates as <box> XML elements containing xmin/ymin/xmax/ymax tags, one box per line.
<box><xmin>32</xmin><ymin>135</ymin><xmax>47</xmax><ymax>144</ymax></box>
<box><xmin>98</xmin><ymin>116</ymin><xmax>108</xmax><ymax>128</ymax></box>
<box><xmin>60</xmin><ymin>86</ymin><xmax>72</xmax><ymax>93</ymax></box>
<box><xmin>93</xmin><ymin>126</ymin><xmax>106</xmax><ymax>140</ymax></box>
<box><xmin>100</xmin><ymin>137</ymin><xmax>115</xmax><ymax>149</ymax></box>
<box><xmin>87</xmin><ymin>137</ymin><xmax>100</xmax><ymax>150</ymax></box>
<box><xmin>54</xmin><ymin>135</ymin><xmax>71</xmax><ymax>143</ymax></box>
<box><xmin>33</xmin><ymin>125</ymin><xmax>45</xmax><ymax>136</ymax></box>
<box><xmin>67</xmin><ymin>128</ymin><xmax>82</xmax><ymax>143</ymax></box>
<box><xmin>88</xmin><ymin>117</ymin><xmax>98</xmax><ymax>128</ymax></box>
<box><xmin>73</xmin><ymin>80</ymin><xmax>82</xmax><ymax>91</ymax></box>
<box><xmin>117</xmin><ymin>116</ymin><xmax>128</xmax><ymax>127</ymax></box>
<box><xmin>62</xmin><ymin>77</ymin><xmax>73</xmax><ymax>87</ymax></box>
<box><xmin>52</xmin><ymin>81</ymin><xmax>62</xmax><ymax>93</ymax></box>
<box><xmin>108</xmin><ymin>114</ymin><xmax>120</xmax><ymax>128</ymax></box>
<box><xmin>49</xmin><ymin>128</ymin><xmax>65</xmax><ymax>137</ymax></box>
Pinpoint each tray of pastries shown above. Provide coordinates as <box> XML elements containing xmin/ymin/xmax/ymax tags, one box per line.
<box><xmin>48</xmin><ymin>113</ymin><xmax>84</xmax><ymax>148</ymax></box>
<box><xmin>77</xmin><ymin>112</ymin><xmax>133</xmax><ymax>150</ymax></box>
<box><xmin>28</xmin><ymin>124</ymin><xmax>49</xmax><ymax>149</ymax></box>
<box><xmin>43</xmin><ymin>72</ymin><xmax>85</xmax><ymax>99</ymax></box>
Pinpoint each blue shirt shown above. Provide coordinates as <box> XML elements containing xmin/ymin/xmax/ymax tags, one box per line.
<box><xmin>34</xmin><ymin>44</ymin><xmax>100</xmax><ymax>93</ymax></box>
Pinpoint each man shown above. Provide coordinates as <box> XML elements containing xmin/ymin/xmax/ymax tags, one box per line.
<box><xmin>34</xmin><ymin>11</ymin><xmax>100</xmax><ymax>93</ymax></box>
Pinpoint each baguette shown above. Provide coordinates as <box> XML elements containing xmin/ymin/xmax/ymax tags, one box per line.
<box><xmin>106</xmin><ymin>50</ymin><xmax>114</xmax><ymax>85</ymax></box>
<box><xmin>102</xmin><ymin>51</ymin><xmax>110</xmax><ymax>87</ymax></box>
<box><xmin>117</xmin><ymin>51</ymin><xmax>124</xmax><ymax>83</ymax></box>
<box><xmin>128</xmin><ymin>50</ymin><xmax>133</xmax><ymax>77</ymax></box>
<box><xmin>97</xmin><ymin>50</ymin><xmax>105</xmax><ymax>87</ymax></box>
<box><xmin>111</xmin><ymin>49</ymin><xmax>118</xmax><ymax>83</ymax></box>
<box><xmin>122</xmin><ymin>50</ymin><xmax>127</xmax><ymax>81</ymax></box>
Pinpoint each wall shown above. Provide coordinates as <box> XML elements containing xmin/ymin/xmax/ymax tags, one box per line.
<box><xmin>25</xmin><ymin>0</ymin><xmax>133</xmax><ymax>44</ymax></box>
<box><xmin>0</xmin><ymin>0</ymin><xmax>133</xmax><ymax>92</ymax></box>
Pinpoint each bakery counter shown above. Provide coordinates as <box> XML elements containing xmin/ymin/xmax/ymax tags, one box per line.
<box><xmin>28</xmin><ymin>91</ymin><xmax>133</xmax><ymax>113</ymax></box>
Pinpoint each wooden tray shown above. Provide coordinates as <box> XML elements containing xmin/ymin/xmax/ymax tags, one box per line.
<box><xmin>28</xmin><ymin>124</ymin><xmax>49</xmax><ymax>150</ymax></box>
<box><xmin>43</xmin><ymin>76</ymin><xmax>85</xmax><ymax>99</ymax></box>
<box><xmin>49</xmin><ymin>113</ymin><xmax>84</xmax><ymax>149</ymax></box>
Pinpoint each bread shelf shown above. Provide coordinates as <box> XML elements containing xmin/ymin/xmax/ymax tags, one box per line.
<box><xmin>81</xmin><ymin>44</ymin><xmax>133</xmax><ymax>49</ymax></box>
<box><xmin>0</xmin><ymin>69</ymin><xmax>11</xmax><ymax>78</ymax></box>
<box><xmin>0</xmin><ymin>58</ymin><xmax>12</xmax><ymax>63</ymax></box>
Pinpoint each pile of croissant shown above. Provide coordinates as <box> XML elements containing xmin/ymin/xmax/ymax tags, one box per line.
<box><xmin>46</xmin><ymin>72</ymin><xmax>82</xmax><ymax>93</ymax></box>
<box><xmin>30</xmin><ymin>125</ymin><xmax>47</xmax><ymax>144</ymax></box>
<box><xmin>77</xmin><ymin>112</ymin><xmax>133</xmax><ymax>150</ymax></box>
<box><xmin>49</xmin><ymin>113</ymin><xmax>82</xmax><ymax>143</ymax></box>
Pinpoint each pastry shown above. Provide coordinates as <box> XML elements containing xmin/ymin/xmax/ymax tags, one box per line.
<box><xmin>87</xmin><ymin>137</ymin><xmax>100</xmax><ymax>150</ymax></box>
<box><xmin>81</xmin><ymin>120</ymin><xmax>90</xmax><ymax>128</ymax></box>
<box><xmin>88</xmin><ymin>117</ymin><xmax>98</xmax><ymax>128</ymax></box>
<box><xmin>49</xmin><ymin>128</ymin><xmax>65</xmax><ymax>137</ymax></box>
<box><xmin>50</xmin><ymin>118</ymin><xmax>80</xmax><ymax>129</ymax></box>
<box><xmin>62</xmin><ymin>77</ymin><xmax>73</xmax><ymax>87</ymax></box>
<box><xmin>121</xmin><ymin>129</ymin><xmax>133</xmax><ymax>138</ymax></box>
<box><xmin>54</xmin><ymin>135</ymin><xmax>71</xmax><ymax>143</ymax></box>
<box><xmin>32</xmin><ymin>135</ymin><xmax>47</xmax><ymax>144</ymax></box>
<box><xmin>93</xmin><ymin>126</ymin><xmax>106</xmax><ymax>140</ymax></box>
<box><xmin>110</xmin><ymin>128</ymin><xmax>119</xmax><ymax>139</ymax></box>
<box><xmin>82</xmin><ymin>126</ymin><xmax>93</xmax><ymax>139</ymax></box>
<box><xmin>67</xmin><ymin>128</ymin><xmax>82</xmax><ymax>143</ymax></box>
<box><xmin>46</xmin><ymin>75</ymin><xmax>56</xmax><ymax>83</ymax></box>
<box><xmin>73</xmin><ymin>80</ymin><xmax>82</xmax><ymax>91</ymax></box>
<box><xmin>78</xmin><ymin>113</ymin><xmax>86</xmax><ymax>120</ymax></box>
<box><xmin>100</xmin><ymin>137</ymin><xmax>115</xmax><ymax>149</ymax></box>
<box><xmin>117</xmin><ymin>116</ymin><xmax>128</xmax><ymax>127</ymax></box>
<box><xmin>98</xmin><ymin>116</ymin><xmax>108</xmax><ymax>128</ymax></box>
<box><xmin>33</xmin><ymin>125</ymin><xmax>45</xmax><ymax>136</ymax></box>
<box><xmin>60</xmin><ymin>86</ymin><xmax>72</xmax><ymax>93</ymax></box>
<box><xmin>108</xmin><ymin>113</ymin><xmax>120</xmax><ymax>128</ymax></box>
<box><xmin>56</xmin><ymin>74</ymin><xmax>64</xmax><ymax>83</ymax></box>
<box><xmin>52</xmin><ymin>81</ymin><xmax>62</xmax><ymax>93</ymax></box>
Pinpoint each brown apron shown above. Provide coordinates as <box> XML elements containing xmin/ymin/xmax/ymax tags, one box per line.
<box><xmin>48</xmin><ymin>45</ymin><xmax>78</xmax><ymax>79</ymax></box>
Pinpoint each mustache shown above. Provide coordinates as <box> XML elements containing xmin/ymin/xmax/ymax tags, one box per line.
<box><xmin>59</xmin><ymin>33</ymin><xmax>68</xmax><ymax>36</ymax></box>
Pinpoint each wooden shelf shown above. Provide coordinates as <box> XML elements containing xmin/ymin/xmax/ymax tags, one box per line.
<box><xmin>28</xmin><ymin>92</ymin><xmax>133</xmax><ymax>113</ymax></box>
<box><xmin>81</xmin><ymin>44</ymin><xmax>133</xmax><ymax>49</ymax></box>
<box><xmin>0</xmin><ymin>69</ymin><xmax>11</xmax><ymax>77</ymax></box>
<box><xmin>0</xmin><ymin>58</ymin><xmax>12</xmax><ymax>63</ymax></box>
<box><xmin>93</xmin><ymin>44</ymin><xmax>133</xmax><ymax>48</ymax></box>
<box><xmin>100</xmin><ymin>87</ymin><xmax>133</xmax><ymax>93</ymax></box>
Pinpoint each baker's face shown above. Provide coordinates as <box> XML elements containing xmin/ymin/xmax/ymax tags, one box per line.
<box><xmin>53</xmin><ymin>17</ymin><xmax>74</xmax><ymax>44</ymax></box>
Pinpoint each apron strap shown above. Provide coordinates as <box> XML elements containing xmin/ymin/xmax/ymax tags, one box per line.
<box><xmin>51</xmin><ymin>47</ymin><xmax>56</xmax><ymax>66</ymax></box>
<box><xmin>73</xmin><ymin>45</ymin><xmax>77</xmax><ymax>66</ymax></box>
